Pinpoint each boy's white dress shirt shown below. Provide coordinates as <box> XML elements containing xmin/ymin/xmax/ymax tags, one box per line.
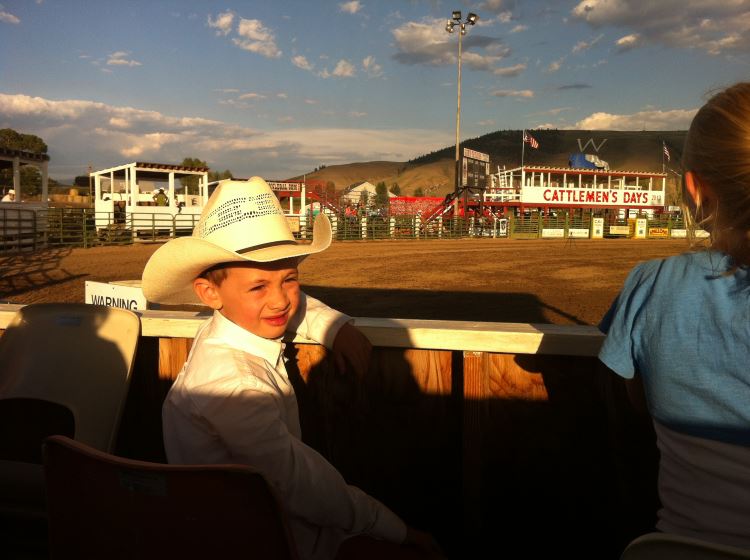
<box><xmin>163</xmin><ymin>293</ymin><xmax>407</xmax><ymax>560</ymax></box>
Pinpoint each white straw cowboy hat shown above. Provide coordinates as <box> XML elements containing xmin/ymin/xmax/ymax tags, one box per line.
<box><xmin>142</xmin><ymin>177</ymin><xmax>331</xmax><ymax>305</ymax></box>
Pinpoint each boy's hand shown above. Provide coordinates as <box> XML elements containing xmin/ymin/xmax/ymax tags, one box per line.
<box><xmin>331</xmin><ymin>322</ymin><xmax>372</xmax><ymax>378</ymax></box>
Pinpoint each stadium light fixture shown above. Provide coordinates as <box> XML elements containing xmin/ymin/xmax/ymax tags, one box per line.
<box><xmin>445</xmin><ymin>10</ymin><xmax>479</xmax><ymax>205</ymax></box>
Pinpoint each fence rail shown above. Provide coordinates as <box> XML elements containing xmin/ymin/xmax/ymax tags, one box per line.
<box><xmin>0</xmin><ymin>207</ymin><xmax>698</xmax><ymax>250</ymax></box>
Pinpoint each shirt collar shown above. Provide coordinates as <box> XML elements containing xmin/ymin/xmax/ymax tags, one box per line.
<box><xmin>211</xmin><ymin>310</ymin><xmax>283</xmax><ymax>365</ymax></box>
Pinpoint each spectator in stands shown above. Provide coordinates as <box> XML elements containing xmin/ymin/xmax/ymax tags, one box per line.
<box><xmin>1</xmin><ymin>189</ymin><xmax>15</xmax><ymax>202</ymax></box>
<box><xmin>598</xmin><ymin>82</ymin><xmax>750</xmax><ymax>549</ymax></box>
<box><xmin>153</xmin><ymin>188</ymin><xmax>168</xmax><ymax>206</ymax></box>
<box><xmin>141</xmin><ymin>178</ymin><xmax>442</xmax><ymax>560</ymax></box>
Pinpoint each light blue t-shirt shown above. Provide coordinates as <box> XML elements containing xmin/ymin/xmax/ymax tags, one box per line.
<box><xmin>599</xmin><ymin>250</ymin><xmax>750</xmax><ymax>446</ymax></box>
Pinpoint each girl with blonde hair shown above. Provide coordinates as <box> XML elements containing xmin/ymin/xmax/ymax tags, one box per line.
<box><xmin>599</xmin><ymin>82</ymin><xmax>750</xmax><ymax>550</ymax></box>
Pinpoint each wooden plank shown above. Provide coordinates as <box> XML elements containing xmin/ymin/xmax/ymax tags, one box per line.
<box><xmin>0</xmin><ymin>305</ymin><xmax>605</xmax><ymax>356</ymax></box>
<box><xmin>463</xmin><ymin>351</ymin><xmax>488</xmax><ymax>542</ymax></box>
<box><xmin>157</xmin><ymin>337</ymin><xmax>192</xmax><ymax>381</ymax></box>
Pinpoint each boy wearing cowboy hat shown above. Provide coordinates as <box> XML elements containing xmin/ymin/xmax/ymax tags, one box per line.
<box><xmin>142</xmin><ymin>178</ymin><xmax>439</xmax><ymax>560</ymax></box>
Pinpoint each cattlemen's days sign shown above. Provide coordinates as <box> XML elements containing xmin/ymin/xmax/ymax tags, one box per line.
<box><xmin>521</xmin><ymin>186</ymin><xmax>664</xmax><ymax>207</ymax></box>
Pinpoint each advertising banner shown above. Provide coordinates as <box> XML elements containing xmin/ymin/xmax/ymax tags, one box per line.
<box><xmin>634</xmin><ymin>218</ymin><xmax>648</xmax><ymax>238</ymax></box>
<box><xmin>521</xmin><ymin>186</ymin><xmax>664</xmax><ymax>207</ymax></box>
<box><xmin>609</xmin><ymin>225</ymin><xmax>631</xmax><ymax>235</ymax></box>
<box><xmin>592</xmin><ymin>217</ymin><xmax>604</xmax><ymax>238</ymax></box>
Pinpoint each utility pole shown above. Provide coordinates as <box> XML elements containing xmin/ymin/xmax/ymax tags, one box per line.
<box><xmin>87</xmin><ymin>163</ymin><xmax>93</xmax><ymax>199</ymax></box>
<box><xmin>445</xmin><ymin>10</ymin><xmax>478</xmax><ymax>220</ymax></box>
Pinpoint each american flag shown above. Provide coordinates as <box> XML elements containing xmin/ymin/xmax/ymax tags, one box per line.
<box><xmin>663</xmin><ymin>142</ymin><xmax>670</xmax><ymax>162</ymax></box>
<box><xmin>523</xmin><ymin>130</ymin><xmax>539</xmax><ymax>149</ymax></box>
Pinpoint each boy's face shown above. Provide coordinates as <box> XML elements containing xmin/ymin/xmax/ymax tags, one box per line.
<box><xmin>194</xmin><ymin>258</ymin><xmax>300</xmax><ymax>339</ymax></box>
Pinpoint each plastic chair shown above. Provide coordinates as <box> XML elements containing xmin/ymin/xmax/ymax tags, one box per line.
<box><xmin>0</xmin><ymin>302</ymin><xmax>140</xmax><ymax>453</ymax></box>
<box><xmin>0</xmin><ymin>303</ymin><xmax>139</xmax><ymax>538</ymax></box>
<box><xmin>621</xmin><ymin>532</ymin><xmax>750</xmax><ymax>560</ymax></box>
<box><xmin>43</xmin><ymin>435</ymin><xmax>299</xmax><ymax>560</ymax></box>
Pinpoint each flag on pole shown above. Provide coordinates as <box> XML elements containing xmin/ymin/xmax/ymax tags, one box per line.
<box><xmin>663</xmin><ymin>142</ymin><xmax>670</xmax><ymax>162</ymax></box>
<box><xmin>523</xmin><ymin>130</ymin><xmax>539</xmax><ymax>149</ymax></box>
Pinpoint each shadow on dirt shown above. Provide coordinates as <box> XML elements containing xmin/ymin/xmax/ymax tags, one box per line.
<box><xmin>0</xmin><ymin>247</ymin><xmax>81</xmax><ymax>301</ymax></box>
<box><xmin>303</xmin><ymin>285</ymin><xmax>588</xmax><ymax>325</ymax></box>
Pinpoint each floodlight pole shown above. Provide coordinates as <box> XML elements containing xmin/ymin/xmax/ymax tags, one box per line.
<box><xmin>454</xmin><ymin>26</ymin><xmax>463</xmax><ymax>213</ymax></box>
<box><xmin>446</xmin><ymin>11</ymin><xmax>477</xmax><ymax>220</ymax></box>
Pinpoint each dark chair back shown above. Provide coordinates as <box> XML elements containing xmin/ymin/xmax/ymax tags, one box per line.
<box><xmin>43</xmin><ymin>435</ymin><xmax>299</xmax><ymax>560</ymax></box>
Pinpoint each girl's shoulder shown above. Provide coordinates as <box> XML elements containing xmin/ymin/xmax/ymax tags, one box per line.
<box><xmin>631</xmin><ymin>250</ymin><xmax>730</xmax><ymax>277</ymax></box>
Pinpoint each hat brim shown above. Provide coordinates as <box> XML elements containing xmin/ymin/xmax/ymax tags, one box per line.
<box><xmin>142</xmin><ymin>213</ymin><xmax>331</xmax><ymax>305</ymax></box>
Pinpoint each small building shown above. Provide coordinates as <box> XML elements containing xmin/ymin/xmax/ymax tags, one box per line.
<box><xmin>340</xmin><ymin>182</ymin><xmax>395</xmax><ymax>207</ymax></box>
<box><xmin>91</xmin><ymin>161</ymin><xmax>209</xmax><ymax>234</ymax></box>
<box><xmin>0</xmin><ymin>147</ymin><xmax>49</xmax><ymax>204</ymax></box>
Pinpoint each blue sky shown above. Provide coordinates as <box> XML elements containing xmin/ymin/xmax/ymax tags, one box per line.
<box><xmin>1</xmin><ymin>0</ymin><xmax>749</xmax><ymax>181</ymax></box>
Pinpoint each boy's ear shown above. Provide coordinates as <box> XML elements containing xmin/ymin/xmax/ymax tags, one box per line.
<box><xmin>193</xmin><ymin>277</ymin><xmax>222</xmax><ymax>310</ymax></box>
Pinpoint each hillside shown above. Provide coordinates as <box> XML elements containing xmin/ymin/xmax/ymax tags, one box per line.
<box><xmin>288</xmin><ymin>129</ymin><xmax>687</xmax><ymax>198</ymax></box>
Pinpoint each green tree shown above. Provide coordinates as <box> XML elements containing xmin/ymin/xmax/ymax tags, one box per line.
<box><xmin>359</xmin><ymin>191</ymin><xmax>369</xmax><ymax>207</ymax></box>
<box><xmin>413</xmin><ymin>187</ymin><xmax>424</xmax><ymax>197</ymax></box>
<box><xmin>0</xmin><ymin>129</ymin><xmax>48</xmax><ymax>196</ymax></box>
<box><xmin>180</xmin><ymin>157</ymin><xmax>208</xmax><ymax>191</ymax></box>
<box><xmin>390</xmin><ymin>182</ymin><xmax>401</xmax><ymax>196</ymax></box>
<box><xmin>375</xmin><ymin>181</ymin><xmax>389</xmax><ymax>205</ymax></box>
<box><xmin>208</xmin><ymin>169</ymin><xmax>233</xmax><ymax>182</ymax></box>
<box><xmin>0</xmin><ymin>128</ymin><xmax>47</xmax><ymax>153</ymax></box>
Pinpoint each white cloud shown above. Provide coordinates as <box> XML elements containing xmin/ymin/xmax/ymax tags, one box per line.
<box><xmin>491</xmin><ymin>89</ymin><xmax>534</xmax><ymax>98</ymax></box>
<box><xmin>304</xmin><ymin>99</ymin><xmax>318</xmax><ymax>105</ymax></box>
<box><xmin>478</xmin><ymin>119</ymin><xmax>496</xmax><ymax>126</ymax></box>
<box><xmin>392</xmin><ymin>17</ymin><xmax>509</xmax><ymax>71</ymax></box>
<box><xmin>277</xmin><ymin>92</ymin><xmax>288</xmax><ymax>99</ymax></box>
<box><xmin>493</xmin><ymin>63</ymin><xmax>526</xmax><ymax>76</ymax></box>
<box><xmin>575</xmin><ymin>108</ymin><xmax>697</xmax><ymax>130</ymax></box>
<box><xmin>615</xmin><ymin>33</ymin><xmax>642</xmax><ymax>52</ymax></box>
<box><xmin>0</xmin><ymin>92</ymin><xmax>453</xmax><ymax>179</ymax></box>
<box><xmin>214</xmin><ymin>88</ymin><xmax>240</xmax><ymax>93</ymax></box>
<box><xmin>0</xmin><ymin>9</ymin><xmax>20</xmax><ymax>24</ymax></box>
<box><xmin>238</xmin><ymin>92</ymin><xmax>266</xmax><ymax>100</ymax></box>
<box><xmin>362</xmin><ymin>55</ymin><xmax>383</xmax><ymax>77</ymax></box>
<box><xmin>510</xmin><ymin>25</ymin><xmax>527</xmax><ymax>33</ymax></box>
<box><xmin>292</xmin><ymin>55</ymin><xmax>314</xmax><ymax>71</ymax></box>
<box><xmin>108</xmin><ymin>117</ymin><xmax>130</xmax><ymax>128</ymax></box>
<box><xmin>233</xmin><ymin>18</ymin><xmax>281</xmax><ymax>58</ymax></box>
<box><xmin>106</xmin><ymin>52</ymin><xmax>142</xmax><ymax>67</ymax></box>
<box><xmin>332</xmin><ymin>59</ymin><xmax>356</xmax><ymax>77</ymax></box>
<box><xmin>207</xmin><ymin>11</ymin><xmax>234</xmax><ymax>36</ymax></box>
<box><xmin>479</xmin><ymin>0</ymin><xmax>507</xmax><ymax>13</ymax></box>
<box><xmin>348</xmin><ymin>111</ymin><xmax>367</xmax><ymax>118</ymax></box>
<box><xmin>572</xmin><ymin>33</ymin><xmax>604</xmax><ymax>54</ymax></box>
<box><xmin>571</xmin><ymin>0</ymin><xmax>750</xmax><ymax>55</ymax></box>
<box><xmin>339</xmin><ymin>1</ymin><xmax>362</xmax><ymax>14</ymax></box>
<box><xmin>546</xmin><ymin>58</ymin><xmax>564</xmax><ymax>72</ymax></box>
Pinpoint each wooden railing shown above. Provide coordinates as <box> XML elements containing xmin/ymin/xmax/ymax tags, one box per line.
<box><xmin>0</xmin><ymin>305</ymin><xmax>657</xmax><ymax>558</ymax></box>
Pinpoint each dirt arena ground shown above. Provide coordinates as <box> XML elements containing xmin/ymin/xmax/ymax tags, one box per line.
<box><xmin>1</xmin><ymin>238</ymin><xmax>691</xmax><ymax>325</ymax></box>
